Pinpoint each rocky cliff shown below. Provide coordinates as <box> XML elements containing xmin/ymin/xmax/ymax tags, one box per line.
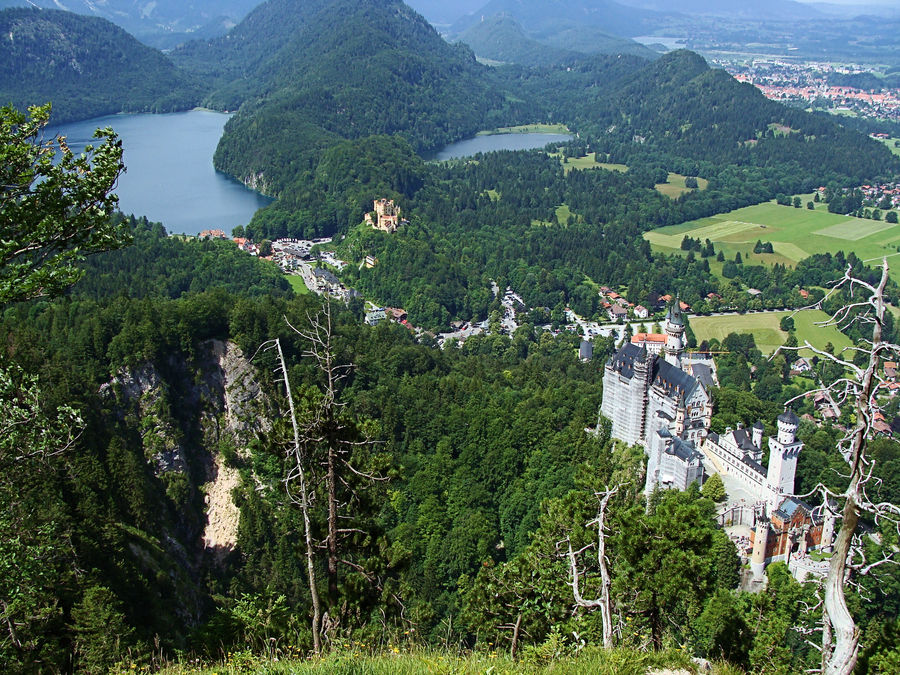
<box><xmin>100</xmin><ymin>339</ymin><xmax>271</xmax><ymax>579</ymax></box>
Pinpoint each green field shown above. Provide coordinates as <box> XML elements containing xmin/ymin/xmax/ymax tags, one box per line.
<box><xmin>690</xmin><ymin>309</ymin><xmax>853</xmax><ymax>356</ymax></box>
<box><xmin>286</xmin><ymin>275</ymin><xmax>311</xmax><ymax>295</ymax></box>
<box><xmin>554</xmin><ymin>152</ymin><xmax>629</xmax><ymax>174</ymax></box>
<box><xmin>645</xmin><ymin>198</ymin><xmax>900</xmax><ymax>281</ymax></box>
<box><xmin>655</xmin><ymin>172</ymin><xmax>709</xmax><ymax>199</ymax></box>
<box><xmin>532</xmin><ymin>203</ymin><xmax>576</xmax><ymax>227</ymax></box>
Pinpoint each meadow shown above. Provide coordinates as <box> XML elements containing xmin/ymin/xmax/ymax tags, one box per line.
<box><xmin>689</xmin><ymin>309</ymin><xmax>853</xmax><ymax>356</ymax></box>
<box><xmin>654</xmin><ymin>172</ymin><xmax>709</xmax><ymax>199</ymax></box>
<box><xmin>554</xmin><ymin>151</ymin><xmax>629</xmax><ymax>174</ymax></box>
<box><xmin>645</xmin><ymin>198</ymin><xmax>900</xmax><ymax>281</ymax></box>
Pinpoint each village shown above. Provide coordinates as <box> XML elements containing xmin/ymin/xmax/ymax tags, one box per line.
<box><xmin>720</xmin><ymin>58</ymin><xmax>900</xmax><ymax>123</ymax></box>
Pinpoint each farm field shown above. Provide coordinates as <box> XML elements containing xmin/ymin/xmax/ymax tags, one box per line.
<box><xmin>690</xmin><ymin>309</ymin><xmax>852</xmax><ymax>356</ymax></box>
<box><xmin>645</xmin><ymin>199</ymin><xmax>900</xmax><ymax>281</ymax></box>
<box><xmin>478</xmin><ymin>123</ymin><xmax>570</xmax><ymax>135</ymax></box>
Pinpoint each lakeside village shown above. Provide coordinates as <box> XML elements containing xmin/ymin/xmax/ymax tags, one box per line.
<box><xmin>201</xmin><ymin>198</ymin><xmax>896</xmax><ymax>588</ymax></box>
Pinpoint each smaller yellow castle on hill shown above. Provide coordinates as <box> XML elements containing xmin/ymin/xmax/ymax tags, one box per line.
<box><xmin>366</xmin><ymin>199</ymin><xmax>403</xmax><ymax>233</ymax></box>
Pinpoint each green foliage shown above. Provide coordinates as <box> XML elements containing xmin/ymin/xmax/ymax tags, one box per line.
<box><xmin>0</xmin><ymin>103</ymin><xmax>128</xmax><ymax>305</ymax></box>
<box><xmin>72</xmin><ymin>216</ymin><xmax>292</xmax><ymax>301</ymax></box>
<box><xmin>70</xmin><ymin>586</ymin><xmax>135</xmax><ymax>674</ymax></box>
<box><xmin>701</xmin><ymin>472</ymin><xmax>727</xmax><ymax>502</ymax></box>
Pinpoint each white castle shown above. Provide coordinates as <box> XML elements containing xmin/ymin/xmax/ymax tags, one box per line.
<box><xmin>600</xmin><ymin>303</ymin><xmax>711</xmax><ymax>495</ymax></box>
<box><xmin>600</xmin><ymin>302</ymin><xmax>819</xmax><ymax>580</ymax></box>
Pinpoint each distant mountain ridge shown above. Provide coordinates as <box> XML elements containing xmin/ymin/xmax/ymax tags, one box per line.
<box><xmin>0</xmin><ymin>8</ymin><xmax>198</xmax><ymax>123</ymax></box>
<box><xmin>456</xmin><ymin>13</ymin><xmax>655</xmax><ymax>64</ymax></box>
<box><xmin>450</xmin><ymin>0</ymin><xmax>668</xmax><ymax>38</ymax></box>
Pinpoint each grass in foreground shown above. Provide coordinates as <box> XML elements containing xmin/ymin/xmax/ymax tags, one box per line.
<box><xmin>150</xmin><ymin>646</ymin><xmax>736</xmax><ymax>675</ymax></box>
<box><xmin>689</xmin><ymin>309</ymin><xmax>853</xmax><ymax>356</ymax></box>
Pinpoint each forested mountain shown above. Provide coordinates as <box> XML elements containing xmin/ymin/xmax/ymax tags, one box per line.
<box><xmin>193</xmin><ymin>0</ymin><xmax>526</xmax><ymax>195</ymax></box>
<box><xmin>0</xmin><ymin>0</ymin><xmax>259</xmax><ymax>47</ymax></box>
<box><xmin>0</xmin><ymin>8</ymin><xmax>199</xmax><ymax>123</ymax></box>
<box><xmin>456</xmin><ymin>13</ymin><xmax>654</xmax><ymax>65</ymax></box>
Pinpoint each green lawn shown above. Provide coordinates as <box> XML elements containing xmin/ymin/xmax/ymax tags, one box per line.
<box><xmin>286</xmin><ymin>275</ymin><xmax>311</xmax><ymax>295</ymax></box>
<box><xmin>690</xmin><ymin>309</ymin><xmax>853</xmax><ymax>356</ymax></box>
<box><xmin>645</xmin><ymin>198</ymin><xmax>900</xmax><ymax>281</ymax></box>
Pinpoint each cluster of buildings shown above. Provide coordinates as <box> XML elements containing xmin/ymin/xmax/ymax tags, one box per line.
<box><xmin>723</xmin><ymin>59</ymin><xmax>900</xmax><ymax>123</ymax></box>
<box><xmin>365</xmin><ymin>306</ymin><xmax>412</xmax><ymax>329</ymax></box>
<box><xmin>598</xmin><ymin>286</ymin><xmax>648</xmax><ymax>321</ymax></box>
<box><xmin>600</xmin><ymin>302</ymin><xmax>834</xmax><ymax>583</ymax></box>
<box><xmin>847</xmin><ymin>180</ymin><xmax>900</xmax><ymax>211</ymax></box>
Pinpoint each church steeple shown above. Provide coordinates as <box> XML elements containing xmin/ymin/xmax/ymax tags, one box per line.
<box><xmin>664</xmin><ymin>298</ymin><xmax>685</xmax><ymax>367</ymax></box>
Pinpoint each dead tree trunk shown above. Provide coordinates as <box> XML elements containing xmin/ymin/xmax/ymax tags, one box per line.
<box><xmin>566</xmin><ymin>485</ymin><xmax>619</xmax><ymax>649</ymax></box>
<box><xmin>285</xmin><ymin>300</ymin><xmax>386</xmax><ymax>628</ymax></box>
<box><xmin>270</xmin><ymin>337</ymin><xmax>321</xmax><ymax>655</ymax></box>
<box><xmin>781</xmin><ymin>259</ymin><xmax>900</xmax><ymax>675</ymax></box>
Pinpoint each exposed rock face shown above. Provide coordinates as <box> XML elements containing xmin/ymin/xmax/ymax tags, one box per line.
<box><xmin>197</xmin><ymin>340</ymin><xmax>271</xmax><ymax>562</ymax></box>
<box><xmin>100</xmin><ymin>339</ymin><xmax>271</xmax><ymax>566</ymax></box>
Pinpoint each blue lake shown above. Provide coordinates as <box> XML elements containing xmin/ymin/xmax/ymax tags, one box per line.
<box><xmin>48</xmin><ymin>110</ymin><xmax>272</xmax><ymax>236</ymax></box>
<box><xmin>433</xmin><ymin>132</ymin><xmax>573</xmax><ymax>160</ymax></box>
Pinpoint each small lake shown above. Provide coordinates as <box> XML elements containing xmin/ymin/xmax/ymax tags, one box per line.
<box><xmin>433</xmin><ymin>132</ymin><xmax>573</xmax><ymax>160</ymax></box>
<box><xmin>48</xmin><ymin>110</ymin><xmax>272</xmax><ymax>236</ymax></box>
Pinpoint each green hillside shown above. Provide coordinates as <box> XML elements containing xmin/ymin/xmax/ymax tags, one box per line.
<box><xmin>0</xmin><ymin>8</ymin><xmax>198</xmax><ymax>123</ymax></box>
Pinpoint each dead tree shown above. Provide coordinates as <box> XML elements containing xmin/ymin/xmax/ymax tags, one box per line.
<box><xmin>565</xmin><ymin>485</ymin><xmax>619</xmax><ymax>649</ymax></box>
<box><xmin>262</xmin><ymin>337</ymin><xmax>322</xmax><ymax>655</ymax></box>
<box><xmin>779</xmin><ymin>259</ymin><xmax>900</xmax><ymax>675</ymax></box>
<box><xmin>285</xmin><ymin>301</ymin><xmax>386</xmax><ymax>614</ymax></box>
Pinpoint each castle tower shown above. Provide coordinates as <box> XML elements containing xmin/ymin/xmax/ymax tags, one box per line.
<box><xmin>632</xmin><ymin>346</ymin><xmax>652</xmax><ymax>441</ymax></box>
<box><xmin>664</xmin><ymin>300</ymin><xmax>685</xmax><ymax>367</ymax></box>
<box><xmin>766</xmin><ymin>410</ymin><xmax>803</xmax><ymax>511</ymax></box>
<box><xmin>752</xmin><ymin>420</ymin><xmax>764</xmax><ymax>450</ymax></box>
<box><xmin>751</xmin><ymin>516</ymin><xmax>770</xmax><ymax>581</ymax></box>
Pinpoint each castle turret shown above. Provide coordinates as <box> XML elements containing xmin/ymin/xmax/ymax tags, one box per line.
<box><xmin>766</xmin><ymin>410</ymin><xmax>803</xmax><ymax>511</ymax></box>
<box><xmin>751</xmin><ymin>516</ymin><xmax>770</xmax><ymax>581</ymax></box>
<box><xmin>752</xmin><ymin>420</ymin><xmax>764</xmax><ymax>450</ymax></box>
<box><xmin>664</xmin><ymin>300</ymin><xmax>685</xmax><ymax>367</ymax></box>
